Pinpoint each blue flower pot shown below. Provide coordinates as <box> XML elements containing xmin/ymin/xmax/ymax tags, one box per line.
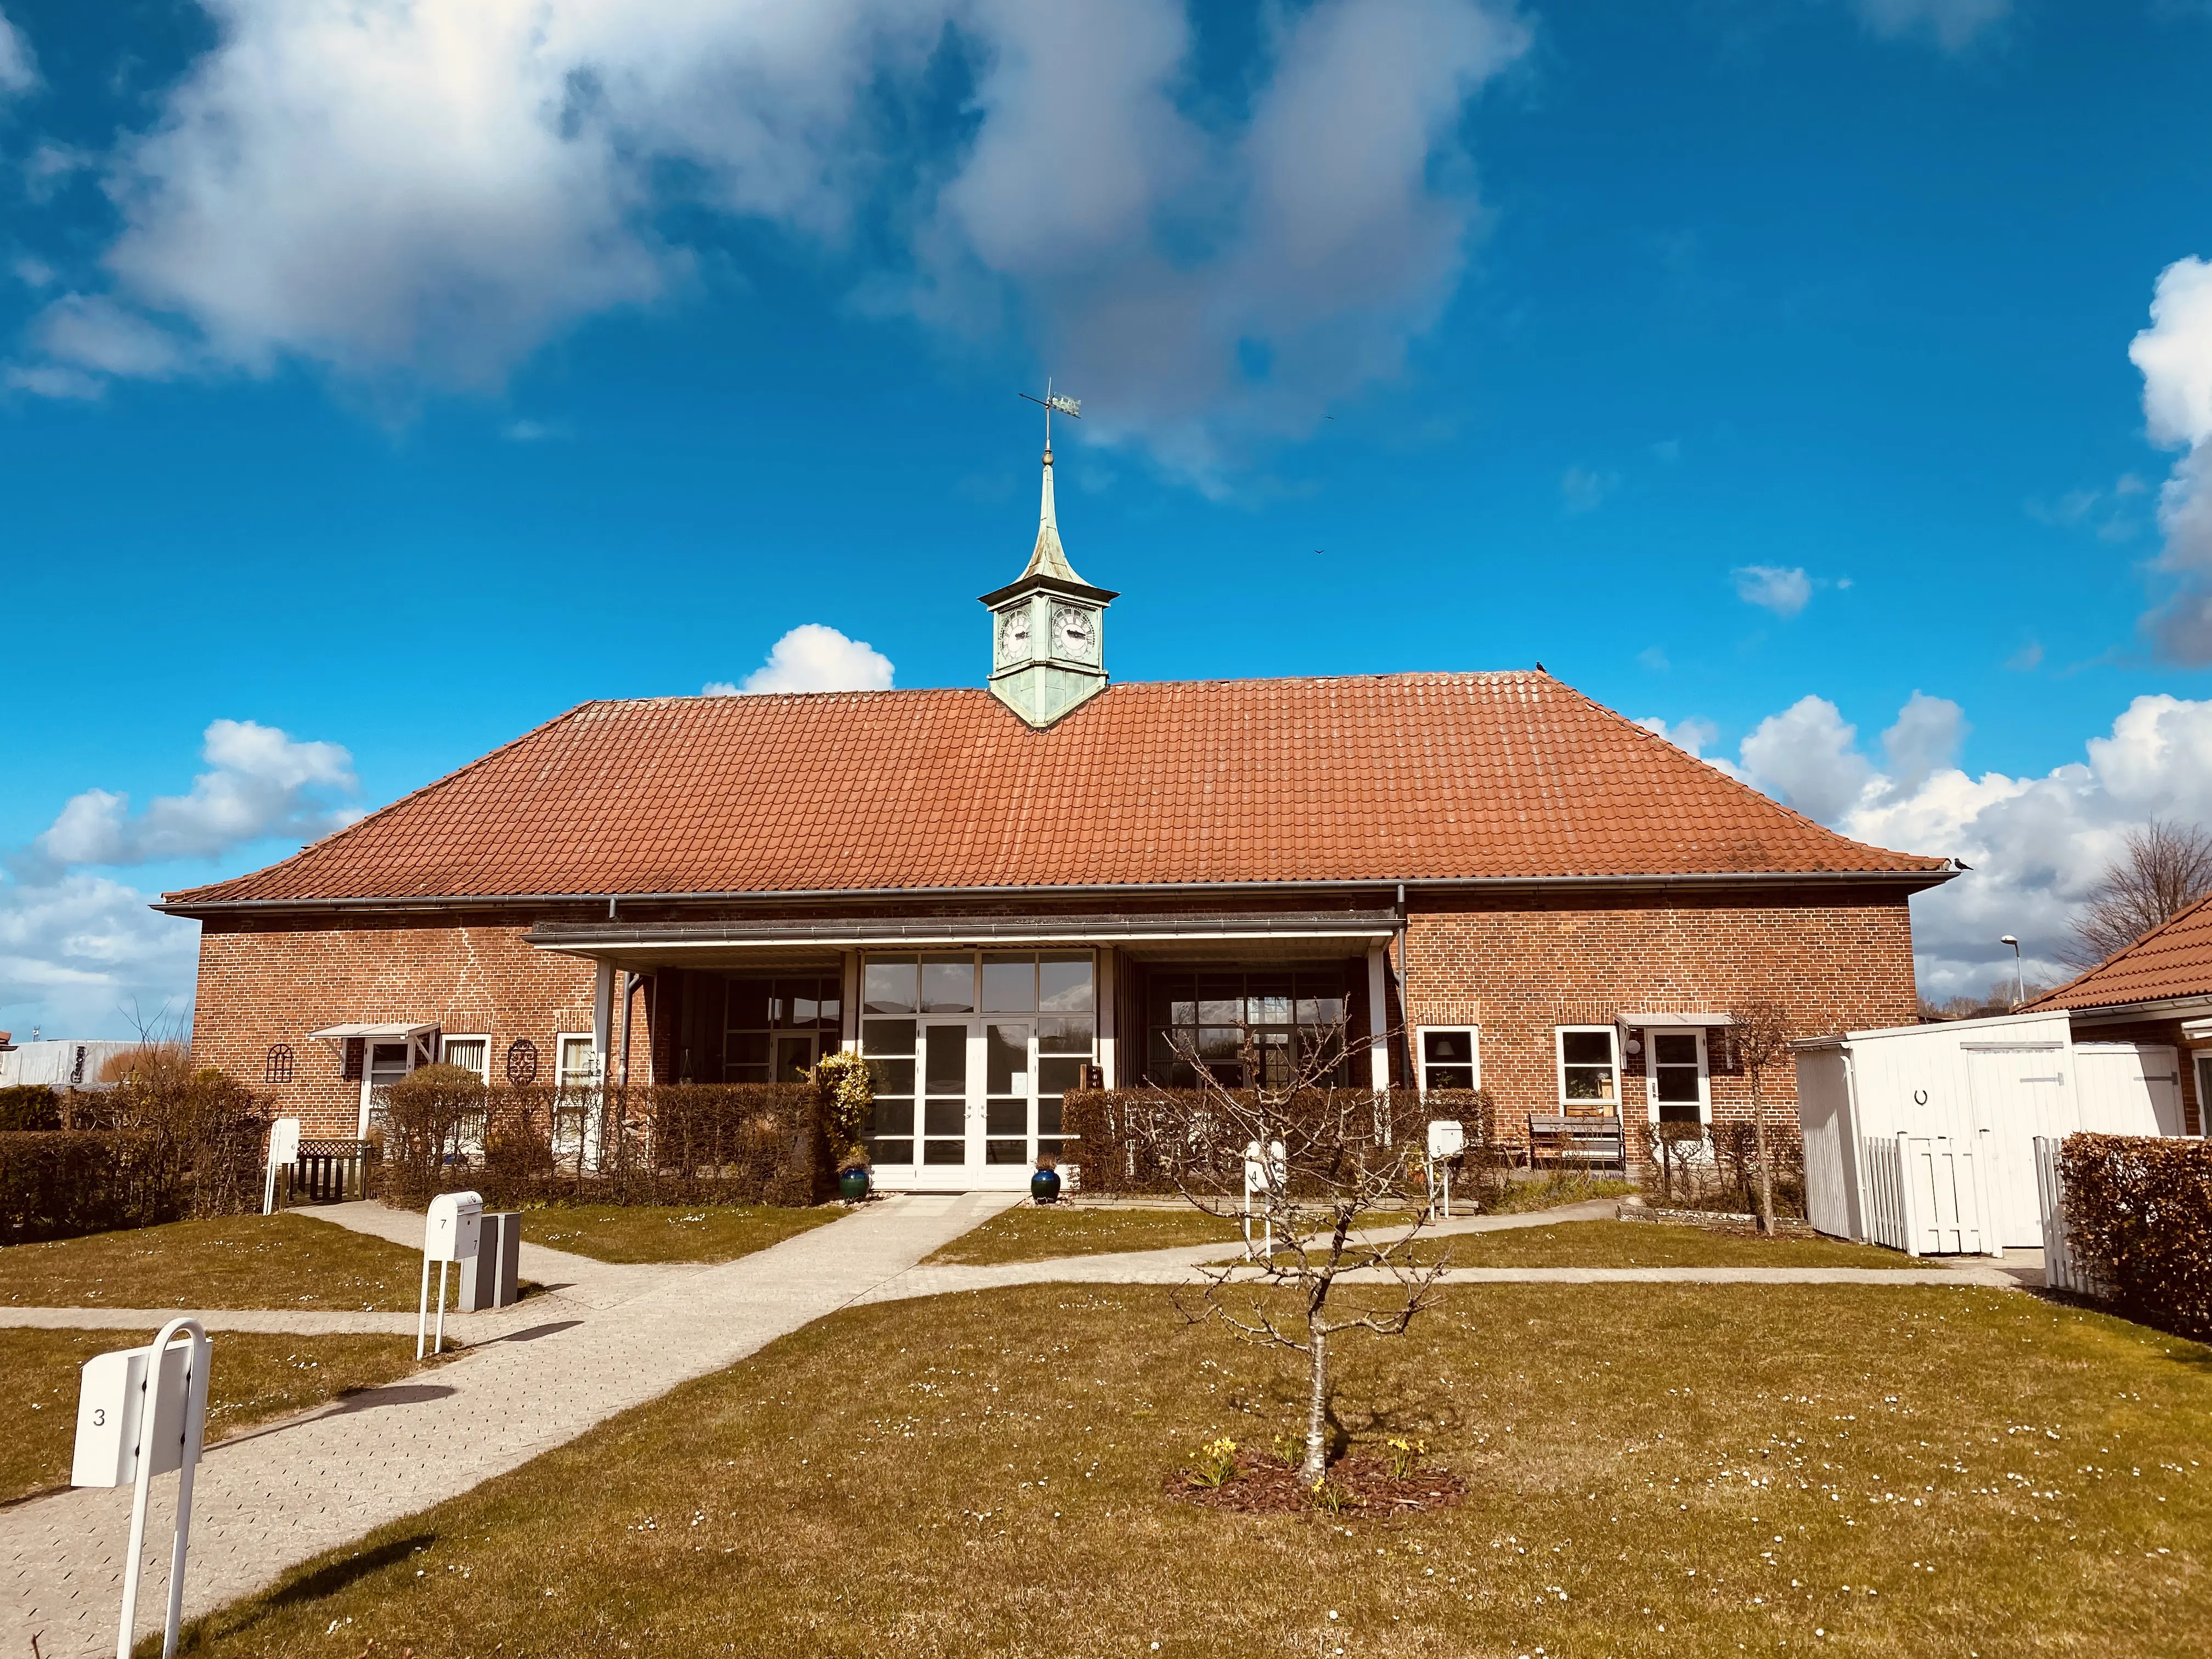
<box><xmin>839</xmin><ymin>1166</ymin><xmax>871</xmax><ymax>1202</ymax></box>
<box><xmin>1030</xmin><ymin>1166</ymin><xmax>1061</xmax><ymax>1204</ymax></box>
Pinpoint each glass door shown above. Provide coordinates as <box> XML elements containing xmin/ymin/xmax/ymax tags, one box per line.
<box><xmin>985</xmin><ymin>1022</ymin><xmax>1031</xmax><ymax>1166</ymax></box>
<box><xmin>773</xmin><ymin>1032</ymin><xmax>819</xmax><ymax>1083</ymax></box>
<box><xmin>921</xmin><ymin>1022</ymin><xmax>972</xmax><ymax>1168</ymax></box>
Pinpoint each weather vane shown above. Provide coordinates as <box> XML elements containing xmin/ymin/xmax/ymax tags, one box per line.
<box><xmin>1019</xmin><ymin>377</ymin><xmax>1080</xmax><ymax>447</ymax></box>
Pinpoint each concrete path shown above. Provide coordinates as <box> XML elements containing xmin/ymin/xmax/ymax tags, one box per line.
<box><xmin>0</xmin><ymin>1191</ymin><xmax>1019</xmax><ymax>1659</ymax></box>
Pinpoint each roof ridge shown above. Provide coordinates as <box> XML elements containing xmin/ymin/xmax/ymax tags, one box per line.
<box><xmin>603</xmin><ymin>669</ymin><xmax>1549</xmax><ymax>712</ymax></box>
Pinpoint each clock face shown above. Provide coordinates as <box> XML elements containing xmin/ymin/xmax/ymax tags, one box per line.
<box><xmin>995</xmin><ymin>605</ymin><xmax>1032</xmax><ymax>664</ymax></box>
<box><xmin>1050</xmin><ymin>603</ymin><xmax>1098</xmax><ymax>663</ymax></box>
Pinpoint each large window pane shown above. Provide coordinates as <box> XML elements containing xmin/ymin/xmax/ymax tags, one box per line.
<box><xmin>862</xmin><ymin>1018</ymin><xmax>915</xmax><ymax>1054</ymax></box>
<box><xmin>1424</xmin><ymin>1030</ymin><xmax>1474</xmax><ymax>1068</ymax></box>
<box><xmin>924</xmin><ymin>1024</ymin><xmax>967</xmax><ymax>1092</ymax></box>
<box><xmin>781</xmin><ymin>980</ymin><xmax>820</xmax><ymax>1026</ymax></box>
<box><xmin>1148</xmin><ymin>974</ymin><xmax>1194</xmax><ymax>1025</ymax></box>
<box><xmin>727</xmin><ymin>979</ymin><xmax>772</xmax><ymax>1029</ymax></box>
<box><xmin>1037</xmin><ymin>1056</ymin><xmax>1086</xmax><ymax>1094</ymax></box>
<box><xmin>865</xmin><ymin>1057</ymin><xmax>915</xmax><ymax>1096</ymax></box>
<box><xmin>1039</xmin><ymin>1016</ymin><xmax>1094</xmax><ymax>1054</ymax></box>
<box><xmin>981</xmin><ymin>955</ymin><xmax>1036</xmax><ymax>1014</ymax></box>
<box><xmin>921</xmin><ymin>955</ymin><xmax>975</xmax><ymax>1013</ymax></box>
<box><xmin>1561</xmin><ymin>1030</ymin><xmax>1613</xmax><ymax>1067</ymax></box>
<box><xmin>986</xmin><ymin>1024</ymin><xmax>1030</xmax><ymax>1092</ymax></box>
<box><xmin>1039</xmin><ymin>953</ymin><xmax>1094</xmax><ymax>1012</ymax></box>
<box><xmin>863</xmin><ymin>958</ymin><xmax>917</xmax><ymax>1015</ymax></box>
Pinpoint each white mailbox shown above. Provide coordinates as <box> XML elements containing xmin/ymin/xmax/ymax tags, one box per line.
<box><xmin>425</xmin><ymin>1190</ymin><xmax>483</xmax><ymax>1263</ymax></box>
<box><xmin>1426</xmin><ymin>1119</ymin><xmax>1466</xmax><ymax>1160</ymax></box>
<box><xmin>419</xmin><ymin>1191</ymin><xmax>484</xmax><ymax>1358</ymax></box>
<box><xmin>71</xmin><ymin>1338</ymin><xmax>210</xmax><ymax>1489</ymax></box>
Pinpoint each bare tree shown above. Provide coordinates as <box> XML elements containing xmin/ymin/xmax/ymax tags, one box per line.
<box><xmin>2060</xmin><ymin>819</ymin><xmax>2212</xmax><ymax>969</ymax></box>
<box><xmin>1126</xmin><ymin>1024</ymin><xmax>1448</xmax><ymax>1488</ymax></box>
<box><xmin>1725</xmin><ymin>1001</ymin><xmax>1793</xmax><ymax>1238</ymax></box>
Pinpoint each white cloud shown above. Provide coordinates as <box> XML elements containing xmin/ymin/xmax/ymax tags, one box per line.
<box><xmin>2131</xmin><ymin>257</ymin><xmax>2212</xmax><ymax>662</ymax></box>
<box><xmin>10</xmin><ymin>0</ymin><xmax>1527</xmax><ymax>477</ymax></box>
<box><xmin>1726</xmin><ymin>688</ymin><xmax>2212</xmax><ymax>1000</ymax></box>
<box><xmin>1852</xmin><ymin>0</ymin><xmax>2010</xmax><ymax>51</ymax></box>
<box><xmin>0</xmin><ymin>8</ymin><xmax>36</xmax><ymax>95</ymax></box>
<box><xmin>1560</xmin><ymin>465</ymin><xmax>1618</xmax><ymax>515</ymax></box>
<box><xmin>1732</xmin><ymin>564</ymin><xmax>1815</xmax><ymax>617</ymax></box>
<box><xmin>30</xmin><ymin>719</ymin><xmax>359</xmax><ymax>870</ymax></box>
<box><xmin>707</xmin><ymin>624</ymin><xmax>894</xmax><ymax>696</ymax></box>
<box><xmin>0</xmin><ymin>873</ymin><xmax>199</xmax><ymax>1041</ymax></box>
<box><xmin>1635</xmin><ymin>714</ymin><xmax>1718</xmax><ymax>759</ymax></box>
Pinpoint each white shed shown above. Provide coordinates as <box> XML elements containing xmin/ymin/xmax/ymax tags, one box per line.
<box><xmin>1793</xmin><ymin>1012</ymin><xmax>2181</xmax><ymax>1253</ymax></box>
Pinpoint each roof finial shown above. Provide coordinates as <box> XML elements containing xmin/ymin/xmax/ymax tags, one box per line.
<box><xmin>1016</xmin><ymin>379</ymin><xmax>1088</xmax><ymax>585</ymax></box>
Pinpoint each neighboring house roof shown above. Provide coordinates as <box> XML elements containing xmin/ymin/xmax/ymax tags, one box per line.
<box><xmin>161</xmin><ymin>672</ymin><xmax>1951</xmax><ymax>910</ymax></box>
<box><xmin>2029</xmin><ymin>891</ymin><xmax>2212</xmax><ymax>1012</ymax></box>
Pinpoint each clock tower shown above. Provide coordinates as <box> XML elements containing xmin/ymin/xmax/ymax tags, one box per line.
<box><xmin>980</xmin><ymin>433</ymin><xmax>1116</xmax><ymax>728</ymax></box>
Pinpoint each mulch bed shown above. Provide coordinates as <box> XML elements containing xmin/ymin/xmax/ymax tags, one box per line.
<box><xmin>1169</xmin><ymin>1450</ymin><xmax>1465</xmax><ymax>1516</ymax></box>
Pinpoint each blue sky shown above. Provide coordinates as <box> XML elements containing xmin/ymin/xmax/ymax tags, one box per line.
<box><xmin>5</xmin><ymin>0</ymin><xmax>2212</xmax><ymax>1037</ymax></box>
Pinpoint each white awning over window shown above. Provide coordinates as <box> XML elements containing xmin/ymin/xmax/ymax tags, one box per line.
<box><xmin>1617</xmin><ymin>1011</ymin><xmax>1734</xmax><ymax>1029</ymax></box>
<box><xmin>308</xmin><ymin>1022</ymin><xmax>438</xmax><ymax>1040</ymax></box>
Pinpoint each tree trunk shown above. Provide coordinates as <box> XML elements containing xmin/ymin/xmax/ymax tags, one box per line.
<box><xmin>1301</xmin><ymin>1323</ymin><xmax>1330</xmax><ymax>1486</ymax></box>
<box><xmin>1751</xmin><ymin>1068</ymin><xmax>1775</xmax><ymax>1238</ymax></box>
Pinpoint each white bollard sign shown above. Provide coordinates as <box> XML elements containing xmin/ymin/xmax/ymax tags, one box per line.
<box><xmin>73</xmin><ymin>1317</ymin><xmax>211</xmax><ymax>1659</ymax></box>
<box><xmin>1425</xmin><ymin>1119</ymin><xmax>1466</xmax><ymax>1220</ymax></box>
<box><xmin>262</xmin><ymin>1117</ymin><xmax>301</xmax><ymax>1216</ymax></box>
<box><xmin>419</xmin><ymin>1191</ymin><xmax>483</xmax><ymax>1358</ymax></box>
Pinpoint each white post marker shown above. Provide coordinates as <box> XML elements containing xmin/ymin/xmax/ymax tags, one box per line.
<box><xmin>418</xmin><ymin>1191</ymin><xmax>483</xmax><ymax>1359</ymax></box>
<box><xmin>1425</xmin><ymin>1119</ymin><xmax>1465</xmax><ymax>1220</ymax></box>
<box><xmin>73</xmin><ymin>1317</ymin><xmax>212</xmax><ymax>1659</ymax></box>
<box><xmin>261</xmin><ymin>1117</ymin><xmax>301</xmax><ymax>1216</ymax></box>
<box><xmin>1242</xmin><ymin>1138</ymin><xmax>1286</xmax><ymax>1259</ymax></box>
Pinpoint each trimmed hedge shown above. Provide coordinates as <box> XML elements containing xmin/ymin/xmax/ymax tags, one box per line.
<box><xmin>1062</xmin><ymin>1087</ymin><xmax>1489</xmax><ymax>1196</ymax></box>
<box><xmin>0</xmin><ymin>1131</ymin><xmax>172</xmax><ymax>1243</ymax></box>
<box><xmin>377</xmin><ymin>1079</ymin><xmax>834</xmax><ymax>1209</ymax></box>
<box><xmin>0</xmin><ymin>1084</ymin><xmax>63</xmax><ymax>1132</ymax></box>
<box><xmin>2060</xmin><ymin>1133</ymin><xmax>2212</xmax><ymax>1340</ymax></box>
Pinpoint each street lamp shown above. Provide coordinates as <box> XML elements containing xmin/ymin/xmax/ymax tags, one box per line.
<box><xmin>1999</xmin><ymin>935</ymin><xmax>2023</xmax><ymax>1010</ymax></box>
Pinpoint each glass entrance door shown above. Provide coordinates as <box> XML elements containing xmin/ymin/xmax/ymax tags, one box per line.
<box><xmin>921</xmin><ymin>1022</ymin><xmax>972</xmax><ymax>1168</ymax></box>
<box><xmin>985</xmin><ymin>1022</ymin><xmax>1031</xmax><ymax>1166</ymax></box>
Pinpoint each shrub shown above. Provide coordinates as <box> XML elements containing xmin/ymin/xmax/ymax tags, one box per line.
<box><xmin>0</xmin><ymin>1084</ymin><xmax>61</xmax><ymax>1132</ymax></box>
<box><xmin>0</xmin><ymin>1131</ymin><xmax>172</xmax><ymax>1243</ymax></box>
<box><xmin>2060</xmin><ymin>1133</ymin><xmax>2212</xmax><ymax>1340</ymax></box>
<box><xmin>376</xmin><ymin>1081</ymin><xmax>834</xmax><ymax>1209</ymax></box>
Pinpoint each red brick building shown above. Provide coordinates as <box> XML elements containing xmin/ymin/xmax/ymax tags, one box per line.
<box><xmin>162</xmin><ymin>448</ymin><xmax>1955</xmax><ymax>1189</ymax></box>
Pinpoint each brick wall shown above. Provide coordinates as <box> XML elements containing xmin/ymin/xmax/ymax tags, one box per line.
<box><xmin>193</xmin><ymin>915</ymin><xmax>601</xmax><ymax>1138</ymax></box>
<box><xmin>1402</xmin><ymin>889</ymin><xmax>1920</xmax><ymax>1159</ymax></box>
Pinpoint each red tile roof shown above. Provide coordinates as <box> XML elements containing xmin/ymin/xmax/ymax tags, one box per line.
<box><xmin>162</xmin><ymin>673</ymin><xmax>1950</xmax><ymax>908</ymax></box>
<box><xmin>2031</xmin><ymin>892</ymin><xmax>2212</xmax><ymax>1011</ymax></box>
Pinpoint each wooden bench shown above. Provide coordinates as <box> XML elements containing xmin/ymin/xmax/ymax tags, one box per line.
<box><xmin>1527</xmin><ymin>1114</ymin><xmax>1625</xmax><ymax>1173</ymax></box>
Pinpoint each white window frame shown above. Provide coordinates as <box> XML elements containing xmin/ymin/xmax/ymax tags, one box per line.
<box><xmin>1415</xmin><ymin>1025</ymin><xmax>1482</xmax><ymax>1093</ymax></box>
<box><xmin>555</xmin><ymin>1031</ymin><xmax>603</xmax><ymax>1093</ymax></box>
<box><xmin>2192</xmin><ymin>1051</ymin><xmax>2212</xmax><ymax>1138</ymax></box>
<box><xmin>1554</xmin><ymin>1025</ymin><xmax>1620</xmax><ymax>1109</ymax></box>
<box><xmin>1643</xmin><ymin>1026</ymin><xmax>1711</xmax><ymax>1126</ymax></box>
<box><xmin>440</xmin><ymin>1034</ymin><xmax>492</xmax><ymax>1086</ymax></box>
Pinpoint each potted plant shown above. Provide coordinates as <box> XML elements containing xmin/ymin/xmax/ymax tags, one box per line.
<box><xmin>811</xmin><ymin>1049</ymin><xmax>877</xmax><ymax>1204</ymax></box>
<box><xmin>1030</xmin><ymin>1152</ymin><xmax>1061</xmax><ymax>1205</ymax></box>
<box><xmin>838</xmin><ymin>1154</ymin><xmax>872</xmax><ymax>1203</ymax></box>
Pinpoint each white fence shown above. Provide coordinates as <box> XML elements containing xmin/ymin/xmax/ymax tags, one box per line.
<box><xmin>2033</xmin><ymin>1135</ymin><xmax>2108</xmax><ymax>1297</ymax></box>
<box><xmin>1859</xmin><ymin>1133</ymin><xmax>1993</xmax><ymax>1256</ymax></box>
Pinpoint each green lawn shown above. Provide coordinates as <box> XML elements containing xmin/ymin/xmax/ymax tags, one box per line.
<box><xmin>1408</xmin><ymin>1218</ymin><xmax>1940</xmax><ymax>1269</ymax></box>
<box><xmin>173</xmin><ymin>1283</ymin><xmax>2210</xmax><ymax>1657</ymax></box>
<box><xmin>515</xmin><ymin>1204</ymin><xmax>843</xmax><ymax>1264</ymax></box>
<box><xmin>0</xmin><ymin>1216</ymin><xmax>428</xmax><ymax>1311</ymax></box>
<box><xmin>4</xmin><ymin>1328</ymin><xmax>431</xmax><ymax>1504</ymax></box>
<box><xmin>926</xmin><ymin>1205</ymin><xmax>1248</xmax><ymax>1264</ymax></box>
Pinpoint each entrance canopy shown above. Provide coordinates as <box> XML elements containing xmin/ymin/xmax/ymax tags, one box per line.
<box><xmin>307</xmin><ymin>1022</ymin><xmax>440</xmax><ymax>1040</ymax></box>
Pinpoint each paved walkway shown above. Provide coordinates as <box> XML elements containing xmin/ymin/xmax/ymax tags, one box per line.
<box><xmin>0</xmin><ymin>1192</ymin><xmax>1019</xmax><ymax>1659</ymax></box>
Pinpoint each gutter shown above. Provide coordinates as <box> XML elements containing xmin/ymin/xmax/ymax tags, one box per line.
<box><xmin>156</xmin><ymin>864</ymin><xmax>1959</xmax><ymax>918</ymax></box>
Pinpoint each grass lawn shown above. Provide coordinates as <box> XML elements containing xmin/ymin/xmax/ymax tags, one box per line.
<box><xmin>175</xmin><ymin>1283</ymin><xmax>2209</xmax><ymax>1657</ymax></box>
<box><xmin>1409</xmin><ymin>1219</ymin><xmax>1941</xmax><ymax>1270</ymax></box>
<box><xmin>514</xmin><ymin>1204</ymin><xmax>843</xmax><ymax>1265</ymax></box>
<box><xmin>4</xmin><ymin>1328</ymin><xmax>430</xmax><ymax>1505</ymax></box>
<box><xmin>926</xmin><ymin>1205</ymin><xmax>1248</xmax><ymax>1265</ymax></box>
<box><xmin>1480</xmin><ymin>1172</ymin><xmax>1637</xmax><ymax>1213</ymax></box>
<box><xmin>0</xmin><ymin>1216</ymin><xmax>427</xmax><ymax>1311</ymax></box>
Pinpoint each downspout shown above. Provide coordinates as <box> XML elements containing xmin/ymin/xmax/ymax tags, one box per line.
<box><xmin>1392</xmin><ymin>883</ymin><xmax>1413</xmax><ymax>1092</ymax></box>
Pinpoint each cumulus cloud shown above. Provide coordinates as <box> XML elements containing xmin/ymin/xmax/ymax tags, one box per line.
<box><xmin>13</xmin><ymin>0</ymin><xmax>1528</xmax><ymax>475</ymax></box>
<box><xmin>1721</xmin><ymin>687</ymin><xmax>2212</xmax><ymax>1000</ymax></box>
<box><xmin>0</xmin><ymin>8</ymin><xmax>36</xmax><ymax>95</ymax></box>
<box><xmin>706</xmin><ymin>624</ymin><xmax>894</xmax><ymax>696</ymax></box>
<box><xmin>1732</xmin><ymin>565</ymin><xmax>1815</xmax><ymax>617</ymax></box>
<box><xmin>2131</xmin><ymin>256</ymin><xmax>2212</xmax><ymax>662</ymax></box>
<box><xmin>1635</xmin><ymin>714</ymin><xmax>1718</xmax><ymax>759</ymax></box>
<box><xmin>26</xmin><ymin>719</ymin><xmax>358</xmax><ymax>872</ymax></box>
<box><xmin>1851</xmin><ymin>0</ymin><xmax>2010</xmax><ymax>51</ymax></box>
<box><xmin>0</xmin><ymin>874</ymin><xmax>199</xmax><ymax>1040</ymax></box>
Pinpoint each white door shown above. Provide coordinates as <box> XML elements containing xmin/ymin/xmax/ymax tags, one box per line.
<box><xmin>2076</xmin><ymin>1043</ymin><xmax>2181</xmax><ymax>1137</ymax></box>
<box><xmin>919</xmin><ymin>1020</ymin><xmax>974</xmax><ymax>1175</ymax></box>
<box><xmin>1965</xmin><ymin>1047</ymin><xmax>2071</xmax><ymax>1248</ymax></box>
